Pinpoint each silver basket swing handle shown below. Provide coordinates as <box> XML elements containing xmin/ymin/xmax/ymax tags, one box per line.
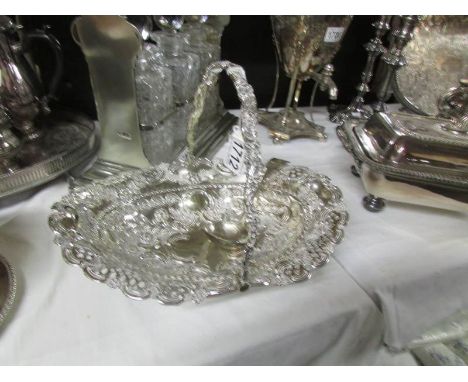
<box><xmin>186</xmin><ymin>60</ymin><xmax>263</xmax><ymax>290</ymax></box>
<box><xmin>187</xmin><ymin>61</ymin><xmax>262</xmax><ymax>172</ymax></box>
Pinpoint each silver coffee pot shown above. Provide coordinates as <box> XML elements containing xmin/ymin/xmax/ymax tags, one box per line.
<box><xmin>0</xmin><ymin>16</ymin><xmax>63</xmax><ymax>140</ymax></box>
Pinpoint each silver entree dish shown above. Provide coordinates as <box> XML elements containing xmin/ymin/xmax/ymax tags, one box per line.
<box><xmin>337</xmin><ymin>112</ymin><xmax>468</xmax><ymax>212</ymax></box>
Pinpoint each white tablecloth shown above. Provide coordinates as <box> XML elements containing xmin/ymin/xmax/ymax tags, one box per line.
<box><xmin>245</xmin><ymin>108</ymin><xmax>468</xmax><ymax>351</ymax></box>
<box><xmin>1</xmin><ymin>107</ymin><xmax>462</xmax><ymax>364</ymax></box>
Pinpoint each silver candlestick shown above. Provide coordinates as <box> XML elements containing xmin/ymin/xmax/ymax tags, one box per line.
<box><xmin>330</xmin><ymin>16</ymin><xmax>391</xmax><ymax>123</ymax></box>
<box><xmin>372</xmin><ymin>15</ymin><xmax>420</xmax><ymax>113</ymax></box>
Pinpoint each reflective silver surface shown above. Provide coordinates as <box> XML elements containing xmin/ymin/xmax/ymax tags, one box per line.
<box><xmin>394</xmin><ymin>16</ymin><xmax>468</xmax><ymax>116</ymax></box>
<box><xmin>438</xmin><ymin>79</ymin><xmax>468</xmax><ymax>134</ymax></box>
<box><xmin>49</xmin><ymin>62</ymin><xmax>348</xmax><ymax>304</ymax></box>
<box><xmin>49</xmin><ymin>157</ymin><xmax>347</xmax><ymax>304</ymax></box>
<box><xmin>355</xmin><ymin>113</ymin><xmax>468</xmax><ymax>178</ymax></box>
<box><xmin>260</xmin><ymin>16</ymin><xmax>352</xmax><ymax>142</ymax></box>
<box><xmin>373</xmin><ymin>16</ymin><xmax>420</xmax><ymax>113</ymax></box>
<box><xmin>272</xmin><ymin>16</ymin><xmax>352</xmax><ymax>80</ymax></box>
<box><xmin>337</xmin><ymin>112</ymin><xmax>468</xmax><ymax>212</ymax></box>
<box><xmin>0</xmin><ymin>254</ymin><xmax>16</xmax><ymax>328</ymax></box>
<box><xmin>330</xmin><ymin>16</ymin><xmax>391</xmax><ymax>123</ymax></box>
<box><xmin>0</xmin><ymin>16</ymin><xmax>63</xmax><ymax>140</ymax></box>
<box><xmin>260</xmin><ymin>108</ymin><xmax>327</xmax><ymax>142</ymax></box>
<box><xmin>0</xmin><ymin>111</ymin><xmax>98</xmax><ymax>203</ymax></box>
<box><xmin>0</xmin><ymin>106</ymin><xmax>21</xmax><ymax>171</ymax></box>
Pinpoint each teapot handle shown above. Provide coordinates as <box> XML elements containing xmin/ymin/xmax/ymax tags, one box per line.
<box><xmin>23</xmin><ymin>27</ymin><xmax>64</xmax><ymax>110</ymax></box>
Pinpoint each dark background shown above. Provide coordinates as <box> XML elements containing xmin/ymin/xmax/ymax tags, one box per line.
<box><xmin>17</xmin><ymin>15</ymin><xmax>381</xmax><ymax>118</ymax></box>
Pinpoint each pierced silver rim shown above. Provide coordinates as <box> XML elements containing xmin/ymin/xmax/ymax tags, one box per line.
<box><xmin>0</xmin><ymin>254</ymin><xmax>17</xmax><ymax>327</ymax></box>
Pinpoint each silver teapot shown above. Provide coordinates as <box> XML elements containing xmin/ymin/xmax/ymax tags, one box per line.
<box><xmin>0</xmin><ymin>16</ymin><xmax>63</xmax><ymax>140</ymax></box>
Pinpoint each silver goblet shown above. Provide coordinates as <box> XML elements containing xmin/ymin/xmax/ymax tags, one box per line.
<box><xmin>260</xmin><ymin>15</ymin><xmax>352</xmax><ymax>143</ymax></box>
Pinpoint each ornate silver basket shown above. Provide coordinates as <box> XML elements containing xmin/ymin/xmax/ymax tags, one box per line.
<box><xmin>49</xmin><ymin>62</ymin><xmax>348</xmax><ymax>304</ymax></box>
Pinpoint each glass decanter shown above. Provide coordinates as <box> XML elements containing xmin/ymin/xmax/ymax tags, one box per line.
<box><xmin>135</xmin><ymin>42</ymin><xmax>174</xmax><ymax>128</ymax></box>
<box><xmin>182</xmin><ymin>24</ymin><xmax>221</xmax><ymax>73</ymax></box>
<box><xmin>152</xmin><ymin>31</ymin><xmax>201</xmax><ymax>105</ymax></box>
<box><xmin>135</xmin><ymin>42</ymin><xmax>177</xmax><ymax>164</ymax></box>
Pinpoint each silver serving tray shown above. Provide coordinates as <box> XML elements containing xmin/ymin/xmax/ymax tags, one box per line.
<box><xmin>393</xmin><ymin>16</ymin><xmax>468</xmax><ymax>116</ymax></box>
<box><xmin>0</xmin><ymin>111</ymin><xmax>99</xmax><ymax>204</ymax></box>
<box><xmin>49</xmin><ymin>158</ymin><xmax>348</xmax><ymax>304</ymax></box>
<box><xmin>0</xmin><ymin>254</ymin><xmax>16</xmax><ymax>328</ymax></box>
<box><xmin>337</xmin><ymin>113</ymin><xmax>468</xmax><ymax>212</ymax></box>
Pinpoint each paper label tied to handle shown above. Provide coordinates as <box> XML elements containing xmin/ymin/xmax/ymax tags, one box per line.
<box><xmin>324</xmin><ymin>27</ymin><xmax>345</xmax><ymax>43</ymax></box>
<box><xmin>224</xmin><ymin>125</ymin><xmax>245</xmax><ymax>175</ymax></box>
